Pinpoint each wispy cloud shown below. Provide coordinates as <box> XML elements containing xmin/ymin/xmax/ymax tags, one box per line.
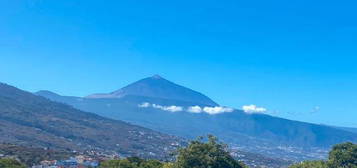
<box><xmin>187</xmin><ymin>106</ymin><xmax>202</xmax><ymax>113</ymax></box>
<box><xmin>242</xmin><ymin>104</ymin><xmax>267</xmax><ymax>114</ymax></box>
<box><xmin>202</xmin><ymin>106</ymin><xmax>234</xmax><ymax>115</ymax></box>
<box><xmin>152</xmin><ymin>104</ymin><xmax>183</xmax><ymax>112</ymax></box>
<box><xmin>138</xmin><ymin>102</ymin><xmax>183</xmax><ymax>112</ymax></box>
<box><xmin>311</xmin><ymin>106</ymin><xmax>320</xmax><ymax>114</ymax></box>
<box><xmin>138</xmin><ymin>102</ymin><xmax>150</xmax><ymax>108</ymax></box>
<box><xmin>139</xmin><ymin>102</ymin><xmax>234</xmax><ymax>115</ymax></box>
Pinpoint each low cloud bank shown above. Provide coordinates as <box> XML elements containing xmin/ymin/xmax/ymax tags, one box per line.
<box><xmin>203</xmin><ymin>106</ymin><xmax>234</xmax><ymax>114</ymax></box>
<box><xmin>139</xmin><ymin>102</ymin><xmax>183</xmax><ymax>112</ymax></box>
<box><xmin>242</xmin><ymin>104</ymin><xmax>267</xmax><ymax>114</ymax></box>
<box><xmin>138</xmin><ymin>102</ymin><xmax>234</xmax><ymax>115</ymax></box>
<box><xmin>138</xmin><ymin>102</ymin><xmax>150</xmax><ymax>108</ymax></box>
<box><xmin>152</xmin><ymin>104</ymin><xmax>183</xmax><ymax>112</ymax></box>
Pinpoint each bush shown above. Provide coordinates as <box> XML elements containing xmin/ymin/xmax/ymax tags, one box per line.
<box><xmin>173</xmin><ymin>135</ymin><xmax>247</xmax><ymax>168</ymax></box>
<box><xmin>289</xmin><ymin>161</ymin><xmax>327</xmax><ymax>168</ymax></box>
<box><xmin>328</xmin><ymin>142</ymin><xmax>357</xmax><ymax>168</ymax></box>
<box><xmin>100</xmin><ymin>135</ymin><xmax>247</xmax><ymax>168</ymax></box>
<box><xmin>100</xmin><ymin>157</ymin><xmax>163</xmax><ymax>168</ymax></box>
<box><xmin>0</xmin><ymin>158</ymin><xmax>26</xmax><ymax>168</ymax></box>
<box><xmin>289</xmin><ymin>142</ymin><xmax>357</xmax><ymax>168</ymax></box>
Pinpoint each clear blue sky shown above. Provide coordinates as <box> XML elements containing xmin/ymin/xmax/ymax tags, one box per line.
<box><xmin>1</xmin><ymin>0</ymin><xmax>356</xmax><ymax>127</ymax></box>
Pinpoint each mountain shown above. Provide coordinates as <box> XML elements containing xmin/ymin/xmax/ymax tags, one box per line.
<box><xmin>35</xmin><ymin>76</ymin><xmax>357</xmax><ymax>161</ymax></box>
<box><xmin>86</xmin><ymin>75</ymin><xmax>218</xmax><ymax>106</ymax></box>
<box><xmin>0</xmin><ymin>82</ymin><xmax>184</xmax><ymax>159</ymax></box>
<box><xmin>0</xmin><ymin>82</ymin><xmax>292</xmax><ymax>168</ymax></box>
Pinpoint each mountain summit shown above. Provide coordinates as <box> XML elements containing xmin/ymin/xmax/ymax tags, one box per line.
<box><xmin>86</xmin><ymin>75</ymin><xmax>218</xmax><ymax>106</ymax></box>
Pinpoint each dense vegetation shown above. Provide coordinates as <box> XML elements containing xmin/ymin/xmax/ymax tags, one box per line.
<box><xmin>289</xmin><ymin>142</ymin><xmax>357</xmax><ymax>168</ymax></box>
<box><xmin>0</xmin><ymin>158</ymin><xmax>26</xmax><ymax>168</ymax></box>
<box><xmin>100</xmin><ymin>135</ymin><xmax>247</xmax><ymax>168</ymax></box>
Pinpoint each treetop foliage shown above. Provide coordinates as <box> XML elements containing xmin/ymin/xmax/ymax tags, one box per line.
<box><xmin>289</xmin><ymin>142</ymin><xmax>357</xmax><ymax>168</ymax></box>
<box><xmin>100</xmin><ymin>135</ymin><xmax>247</xmax><ymax>168</ymax></box>
<box><xmin>0</xmin><ymin>158</ymin><xmax>26</xmax><ymax>168</ymax></box>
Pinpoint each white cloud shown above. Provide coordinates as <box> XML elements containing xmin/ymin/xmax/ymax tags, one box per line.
<box><xmin>139</xmin><ymin>102</ymin><xmax>235</xmax><ymax>114</ymax></box>
<box><xmin>138</xmin><ymin>102</ymin><xmax>150</xmax><ymax>108</ymax></box>
<box><xmin>187</xmin><ymin>106</ymin><xmax>234</xmax><ymax>114</ymax></box>
<box><xmin>311</xmin><ymin>106</ymin><xmax>320</xmax><ymax>113</ymax></box>
<box><xmin>139</xmin><ymin>102</ymin><xmax>183</xmax><ymax>112</ymax></box>
<box><xmin>203</xmin><ymin>106</ymin><xmax>234</xmax><ymax>115</ymax></box>
<box><xmin>187</xmin><ymin>106</ymin><xmax>202</xmax><ymax>113</ymax></box>
<box><xmin>242</xmin><ymin>105</ymin><xmax>267</xmax><ymax>114</ymax></box>
<box><xmin>163</xmin><ymin>105</ymin><xmax>184</xmax><ymax>112</ymax></box>
<box><xmin>152</xmin><ymin>104</ymin><xmax>183</xmax><ymax>112</ymax></box>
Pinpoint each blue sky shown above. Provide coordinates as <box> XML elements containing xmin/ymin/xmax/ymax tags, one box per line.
<box><xmin>0</xmin><ymin>0</ymin><xmax>356</xmax><ymax>127</ymax></box>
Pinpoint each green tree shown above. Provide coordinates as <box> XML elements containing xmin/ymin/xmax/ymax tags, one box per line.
<box><xmin>162</xmin><ymin>163</ymin><xmax>174</xmax><ymax>168</ymax></box>
<box><xmin>127</xmin><ymin>157</ymin><xmax>144</xmax><ymax>167</ymax></box>
<box><xmin>289</xmin><ymin>161</ymin><xmax>327</xmax><ymax>168</ymax></box>
<box><xmin>140</xmin><ymin>160</ymin><xmax>163</xmax><ymax>168</ymax></box>
<box><xmin>100</xmin><ymin>159</ymin><xmax>135</xmax><ymax>168</ymax></box>
<box><xmin>173</xmin><ymin>135</ymin><xmax>247</xmax><ymax>168</ymax></box>
<box><xmin>0</xmin><ymin>158</ymin><xmax>26</xmax><ymax>168</ymax></box>
<box><xmin>99</xmin><ymin>158</ymin><xmax>163</xmax><ymax>168</ymax></box>
<box><xmin>328</xmin><ymin>142</ymin><xmax>357</xmax><ymax>168</ymax></box>
<box><xmin>289</xmin><ymin>142</ymin><xmax>357</xmax><ymax>168</ymax></box>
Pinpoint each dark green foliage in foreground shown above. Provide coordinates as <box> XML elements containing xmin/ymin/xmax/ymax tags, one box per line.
<box><xmin>174</xmin><ymin>135</ymin><xmax>247</xmax><ymax>168</ymax></box>
<box><xmin>328</xmin><ymin>142</ymin><xmax>357</xmax><ymax>168</ymax></box>
<box><xmin>100</xmin><ymin>135</ymin><xmax>247</xmax><ymax>168</ymax></box>
<box><xmin>0</xmin><ymin>158</ymin><xmax>26</xmax><ymax>168</ymax></box>
<box><xmin>289</xmin><ymin>142</ymin><xmax>357</xmax><ymax>168</ymax></box>
<box><xmin>100</xmin><ymin>157</ymin><xmax>165</xmax><ymax>168</ymax></box>
<box><xmin>289</xmin><ymin>161</ymin><xmax>327</xmax><ymax>168</ymax></box>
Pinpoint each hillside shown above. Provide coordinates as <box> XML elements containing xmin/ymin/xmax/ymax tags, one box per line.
<box><xmin>0</xmin><ymin>83</ymin><xmax>184</xmax><ymax>159</ymax></box>
<box><xmin>0</xmin><ymin>143</ymin><xmax>73</xmax><ymax>166</ymax></box>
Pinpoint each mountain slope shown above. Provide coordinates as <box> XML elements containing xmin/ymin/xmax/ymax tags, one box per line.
<box><xmin>0</xmin><ymin>83</ymin><xmax>184</xmax><ymax>159</ymax></box>
<box><xmin>335</xmin><ymin>126</ymin><xmax>357</xmax><ymax>134</ymax></box>
<box><xmin>35</xmin><ymin>76</ymin><xmax>357</xmax><ymax>161</ymax></box>
<box><xmin>86</xmin><ymin>75</ymin><xmax>218</xmax><ymax>106</ymax></box>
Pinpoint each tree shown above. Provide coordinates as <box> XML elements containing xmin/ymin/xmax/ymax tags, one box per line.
<box><xmin>140</xmin><ymin>160</ymin><xmax>163</xmax><ymax>168</ymax></box>
<box><xmin>100</xmin><ymin>135</ymin><xmax>248</xmax><ymax>168</ymax></box>
<box><xmin>289</xmin><ymin>142</ymin><xmax>357</xmax><ymax>168</ymax></box>
<box><xmin>328</xmin><ymin>142</ymin><xmax>357</xmax><ymax>168</ymax></box>
<box><xmin>289</xmin><ymin>161</ymin><xmax>327</xmax><ymax>168</ymax></box>
<box><xmin>99</xmin><ymin>157</ymin><xmax>163</xmax><ymax>168</ymax></box>
<box><xmin>0</xmin><ymin>158</ymin><xmax>26</xmax><ymax>168</ymax></box>
<box><xmin>100</xmin><ymin>159</ymin><xmax>135</xmax><ymax>168</ymax></box>
<box><xmin>162</xmin><ymin>163</ymin><xmax>174</xmax><ymax>168</ymax></box>
<box><xmin>173</xmin><ymin>135</ymin><xmax>247</xmax><ymax>168</ymax></box>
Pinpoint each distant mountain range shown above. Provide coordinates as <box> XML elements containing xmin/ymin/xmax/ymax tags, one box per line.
<box><xmin>0</xmin><ymin>82</ymin><xmax>184</xmax><ymax>159</ymax></box>
<box><xmin>36</xmin><ymin>75</ymin><xmax>357</xmax><ymax>161</ymax></box>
